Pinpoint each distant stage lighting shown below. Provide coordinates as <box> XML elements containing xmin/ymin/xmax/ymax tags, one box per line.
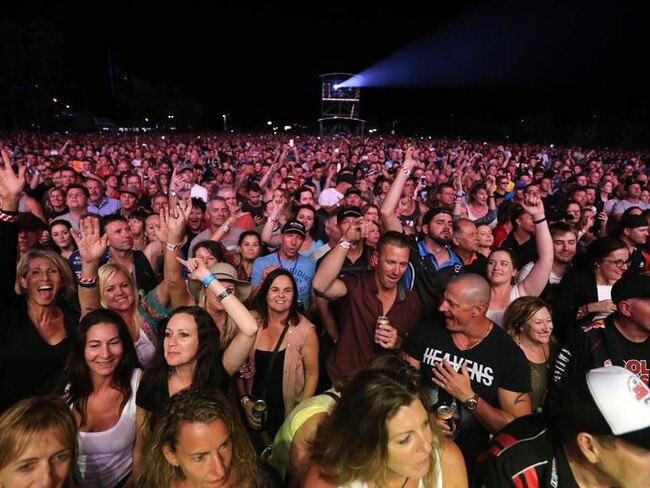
<box><xmin>333</xmin><ymin>84</ymin><xmax>340</xmax><ymax>90</ymax></box>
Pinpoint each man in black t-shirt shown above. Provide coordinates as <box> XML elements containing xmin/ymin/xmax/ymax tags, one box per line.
<box><xmin>551</xmin><ymin>273</ymin><xmax>650</xmax><ymax>402</ymax></box>
<box><xmin>404</xmin><ymin>273</ymin><xmax>531</xmax><ymax>472</ymax></box>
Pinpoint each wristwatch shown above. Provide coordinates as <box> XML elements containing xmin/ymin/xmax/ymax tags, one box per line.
<box><xmin>464</xmin><ymin>394</ymin><xmax>479</xmax><ymax>411</ymax></box>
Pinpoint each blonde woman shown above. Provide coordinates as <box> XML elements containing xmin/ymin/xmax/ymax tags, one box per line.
<box><xmin>74</xmin><ymin>216</ymin><xmax>171</xmax><ymax>366</ymax></box>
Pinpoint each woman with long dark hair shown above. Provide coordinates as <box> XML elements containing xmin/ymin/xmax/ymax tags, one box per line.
<box><xmin>134</xmin><ymin>303</ymin><xmax>256</xmax><ymax>477</ymax></box>
<box><xmin>238</xmin><ymin>268</ymin><xmax>319</xmax><ymax>441</ymax></box>
<box><xmin>50</xmin><ymin>219</ymin><xmax>78</xmax><ymax>259</ymax></box>
<box><xmin>63</xmin><ymin>308</ymin><xmax>141</xmax><ymax>487</ymax></box>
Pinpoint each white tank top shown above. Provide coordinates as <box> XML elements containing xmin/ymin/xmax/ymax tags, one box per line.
<box><xmin>134</xmin><ymin>330</ymin><xmax>156</xmax><ymax>367</ymax></box>
<box><xmin>75</xmin><ymin>369</ymin><xmax>141</xmax><ymax>487</ymax></box>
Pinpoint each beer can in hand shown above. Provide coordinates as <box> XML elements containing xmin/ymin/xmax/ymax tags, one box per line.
<box><xmin>252</xmin><ymin>399</ymin><xmax>267</xmax><ymax>427</ymax></box>
<box><xmin>434</xmin><ymin>403</ymin><xmax>457</xmax><ymax>434</ymax></box>
<box><xmin>376</xmin><ymin>316</ymin><xmax>390</xmax><ymax>343</ymax></box>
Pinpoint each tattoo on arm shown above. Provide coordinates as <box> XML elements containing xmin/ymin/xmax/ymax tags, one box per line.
<box><xmin>513</xmin><ymin>393</ymin><xmax>527</xmax><ymax>405</ymax></box>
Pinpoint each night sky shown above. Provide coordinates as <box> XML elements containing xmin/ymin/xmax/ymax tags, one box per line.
<box><xmin>3</xmin><ymin>0</ymin><xmax>650</xmax><ymax>140</ymax></box>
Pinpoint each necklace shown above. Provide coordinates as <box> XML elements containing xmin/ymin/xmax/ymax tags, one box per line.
<box><xmin>375</xmin><ymin>477</ymin><xmax>409</xmax><ymax>488</ymax></box>
<box><xmin>453</xmin><ymin>323</ymin><xmax>493</xmax><ymax>351</ymax></box>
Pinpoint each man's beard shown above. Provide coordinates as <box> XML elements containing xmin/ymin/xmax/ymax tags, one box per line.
<box><xmin>432</xmin><ymin>235</ymin><xmax>451</xmax><ymax>246</ymax></box>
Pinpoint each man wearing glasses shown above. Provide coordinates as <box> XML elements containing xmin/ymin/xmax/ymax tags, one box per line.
<box><xmin>551</xmin><ymin>273</ymin><xmax>650</xmax><ymax>401</ymax></box>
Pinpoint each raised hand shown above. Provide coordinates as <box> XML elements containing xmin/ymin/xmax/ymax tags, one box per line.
<box><xmin>162</xmin><ymin>196</ymin><xmax>192</xmax><ymax>241</ymax></box>
<box><xmin>403</xmin><ymin>146</ymin><xmax>419</xmax><ymax>170</ymax></box>
<box><xmin>520</xmin><ymin>195</ymin><xmax>545</xmax><ymax>220</ymax></box>
<box><xmin>176</xmin><ymin>256</ymin><xmax>211</xmax><ymax>282</ymax></box>
<box><xmin>72</xmin><ymin>217</ymin><xmax>108</xmax><ymax>263</ymax></box>
<box><xmin>0</xmin><ymin>150</ymin><xmax>26</xmax><ymax>203</ymax></box>
<box><xmin>343</xmin><ymin>217</ymin><xmax>370</xmax><ymax>243</ymax></box>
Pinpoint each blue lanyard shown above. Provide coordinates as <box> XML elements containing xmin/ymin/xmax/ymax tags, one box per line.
<box><xmin>276</xmin><ymin>252</ymin><xmax>299</xmax><ymax>275</ymax></box>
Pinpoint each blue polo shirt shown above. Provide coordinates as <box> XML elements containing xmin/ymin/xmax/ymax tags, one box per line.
<box><xmin>401</xmin><ymin>239</ymin><xmax>463</xmax><ymax>290</ymax></box>
<box><xmin>251</xmin><ymin>252</ymin><xmax>316</xmax><ymax>309</ymax></box>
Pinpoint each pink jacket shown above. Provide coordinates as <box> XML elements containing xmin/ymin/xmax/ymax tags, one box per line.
<box><xmin>248</xmin><ymin>314</ymin><xmax>315</xmax><ymax>415</ymax></box>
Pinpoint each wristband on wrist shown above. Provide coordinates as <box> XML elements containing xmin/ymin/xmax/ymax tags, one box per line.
<box><xmin>78</xmin><ymin>275</ymin><xmax>97</xmax><ymax>285</ymax></box>
<box><xmin>216</xmin><ymin>289</ymin><xmax>232</xmax><ymax>302</ymax></box>
<box><xmin>533</xmin><ymin>217</ymin><xmax>546</xmax><ymax>224</ymax></box>
<box><xmin>220</xmin><ymin>224</ymin><xmax>230</xmax><ymax>233</ymax></box>
<box><xmin>240</xmin><ymin>394</ymin><xmax>251</xmax><ymax>406</ymax></box>
<box><xmin>201</xmin><ymin>274</ymin><xmax>217</xmax><ymax>288</ymax></box>
<box><xmin>166</xmin><ymin>242</ymin><xmax>182</xmax><ymax>252</ymax></box>
<box><xmin>0</xmin><ymin>210</ymin><xmax>19</xmax><ymax>222</ymax></box>
<box><xmin>339</xmin><ymin>239</ymin><xmax>353</xmax><ymax>250</ymax></box>
<box><xmin>400</xmin><ymin>167</ymin><xmax>412</xmax><ymax>177</ymax></box>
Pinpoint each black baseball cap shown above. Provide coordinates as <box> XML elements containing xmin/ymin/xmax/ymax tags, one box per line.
<box><xmin>281</xmin><ymin>219</ymin><xmax>307</xmax><ymax>238</ymax></box>
<box><xmin>611</xmin><ymin>273</ymin><xmax>650</xmax><ymax>304</ymax></box>
<box><xmin>336</xmin><ymin>205</ymin><xmax>362</xmax><ymax>223</ymax></box>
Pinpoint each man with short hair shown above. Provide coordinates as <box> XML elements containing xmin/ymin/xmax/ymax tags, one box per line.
<box><xmin>381</xmin><ymin>148</ymin><xmax>463</xmax><ymax>315</ymax></box>
<box><xmin>251</xmin><ymin>219</ymin><xmax>316</xmax><ymax>309</ymax></box>
<box><xmin>86</xmin><ymin>178</ymin><xmax>121</xmax><ymax>216</ymax></box>
<box><xmin>313</xmin><ymin>206</ymin><xmax>378</xmax><ymax>344</ymax></box>
<box><xmin>404</xmin><ymin>273</ymin><xmax>531</xmax><ymax>471</ymax></box>
<box><xmin>480</xmin><ymin>366</ymin><xmax>650</xmax><ymax>487</ymax></box>
<box><xmin>452</xmin><ymin>219</ymin><xmax>488</xmax><ymax>277</ymax></box>
<box><xmin>188</xmin><ymin>195</ymin><xmax>244</xmax><ymax>255</ymax></box>
<box><xmin>242</xmin><ymin>182</ymin><xmax>264</xmax><ymax>225</ymax></box>
<box><xmin>60</xmin><ymin>167</ymin><xmax>77</xmax><ymax>188</ymax></box>
<box><xmin>611</xmin><ymin>179</ymin><xmax>650</xmax><ymax>218</ymax></box>
<box><xmin>58</xmin><ymin>183</ymin><xmax>89</xmax><ymax>231</ymax></box>
<box><xmin>217</xmin><ymin>186</ymin><xmax>255</xmax><ymax>230</ymax></box>
<box><xmin>314</xmin><ymin>230</ymin><xmax>420</xmax><ymax>384</ymax></box>
<box><xmin>176</xmin><ymin>163</ymin><xmax>208</xmax><ymax>202</ymax></box>
<box><xmin>615</xmin><ymin>213</ymin><xmax>650</xmax><ymax>276</ymax></box>
<box><xmin>100</xmin><ymin>214</ymin><xmax>157</xmax><ymax>293</ymax></box>
<box><xmin>552</xmin><ymin>272</ymin><xmax>650</xmax><ymax>394</ymax></box>
<box><xmin>500</xmin><ymin>204</ymin><xmax>538</xmax><ymax>267</ymax></box>
<box><xmin>517</xmin><ymin>222</ymin><xmax>577</xmax><ymax>304</ymax></box>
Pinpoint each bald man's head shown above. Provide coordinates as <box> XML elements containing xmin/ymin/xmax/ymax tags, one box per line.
<box><xmin>449</xmin><ymin>273</ymin><xmax>491</xmax><ymax>306</ymax></box>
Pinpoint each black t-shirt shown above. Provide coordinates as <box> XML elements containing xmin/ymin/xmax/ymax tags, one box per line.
<box><xmin>614</xmin><ymin>325</ymin><xmax>650</xmax><ymax>384</ymax></box>
<box><xmin>500</xmin><ymin>234</ymin><xmax>538</xmax><ymax>268</ymax></box>
<box><xmin>0</xmin><ymin>299</ymin><xmax>79</xmax><ymax>413</ymax></box>
<box><xmin>404</xmin><ymin>319</ymin><xmax>531</xmax><ymax>469</ymax></box>
<box><xmin>477</xmin><ymin>415</ymin><xmax>580</xmax><ymax>488</ymax></box>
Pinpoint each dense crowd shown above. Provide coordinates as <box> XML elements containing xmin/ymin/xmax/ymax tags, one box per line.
<box><xmin>0</xmin><ymin>132</ymin><xmax>649</xmax><ymax>488</ymax></box>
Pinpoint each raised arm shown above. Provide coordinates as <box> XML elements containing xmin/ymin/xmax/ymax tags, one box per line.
<box><xmin>179</xmin><ymin>256</ymin><xmax>258</xmax><ymax>376</ymax></box>
<box><xmin>0</xmin><ymin>150</ymin><xmax>26</xmax><ymax>307</ymax></box>
<box><xmin>312</xmin><ymin>218</ymin><xmax>369</xmax><ymax>300</ymax></box>
<box><xmin>260</xmin><ymin>204</ymin><xmax>283</xmax><ymax>247</ymax></box>
<box><xmin>71</xmin><ymin>216</ymin><xmax>109</xmax><ymax>317</ymax></box>
<box><xmin>517</xmin><ymin>196</ymin><xmax>553</xmax><ymax>297</ymax></box>
<box><xmin>161</xmin><ymin>198</ymin><xmax>195</xmax><ymax>309</ymax></box>
<box><xmin>380</xmin><ymin>147</ymin><xmax>418</xmax><ymax>232</ymax></box>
